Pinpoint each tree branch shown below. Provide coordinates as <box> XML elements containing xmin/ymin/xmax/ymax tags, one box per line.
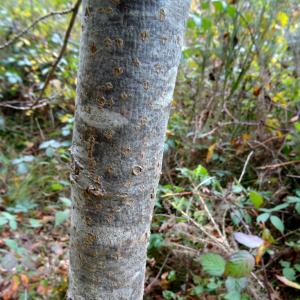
<box><xmin>0</xmin><ymin>6</ymin><xmax>76</xmax><ymax>50</ymax></box>
<box><xmin>38</xmin><ymin>0</ymin><xmax>82</xmax><ymax>100</ymax></box>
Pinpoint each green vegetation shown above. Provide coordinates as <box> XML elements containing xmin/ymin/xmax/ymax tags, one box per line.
<box><xmin>0</xmin><ymin>0</ymin><xmax>300</xmax><ymax>299</ymax></box>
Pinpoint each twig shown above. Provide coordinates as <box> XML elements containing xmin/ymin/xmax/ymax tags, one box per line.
<box><xmin>0</xmin><ymin>6</ymin><xmax>75</xmax><ymax>50</ymax></box>
<box><xmin>0</xmin><ymin>99</ymin><xmax>49</xmax><ymax>110</ymax></box>
<box><xmin>194</xmin><ymin>189</ymin><xmax>231</xmax><ymax>252</ymax></box>
<box><xmin>238</xmin><ymin>151</ymin><xmax>254</xmax><ymax>183</ymax></box>
<box><xmin>38</xmin><ymin>0</ymin><xmax>82</xmax><ymax>100</ymax></box>
<box><xmin>144</xmin><ymin>253</ymin><xmax>170</xmax><ymax>294</ymax></box>
<box><xmin>197</xmin><ymin>121</ymin><xmax>261</xmax><ymax>139</ymax></box>
<box><xmin>287</xmin><ymin>174</ymin><xmax>300</xmax><ymax>179</ymax></box>
<box><xmin>35</xmin><ymin>118</ymin><xmax>45</xmax><ymax>140</ymax></box>
<box><xmin>161</xmin><ymin>191</ymin><xmax>193</xmax><ymax>198</ymax></box>
<box><xmin>251</xmin><ymin>272</ymin><xmax>266</xmax><ymax>289</ymax></box>
<box><xmin>169</xmin><ymin>201</ymin><xmax>229</xmax><ymax>253</ymax></box>
<box><xmin>261</xmin><ymin>259</ymin><xmax>273</xmax><ymax>300</ymax></box>
<box><xmin>258</xmin><ymin>160</ymin><xmax>300</xmax><ymax>170</ymax></box>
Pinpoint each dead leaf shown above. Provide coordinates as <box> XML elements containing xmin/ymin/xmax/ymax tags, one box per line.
<box><xmin>2</xmin><ymin>276</ymin><xmax>19</xmax><ymax>300</ymax></box>
<box><xmin>206</xmin><ymin>143</ymin><xmax>216</xmax><ymax>163</ymax></box>
<box><xmin>20</xmin><ymin>274</ymin><xmax>29</xmax><ymax>289</ymax></box>
<box><xmin>276</xmin><ymin>275</ymin><xmax>300</xmax><ymax>290</ymax></box>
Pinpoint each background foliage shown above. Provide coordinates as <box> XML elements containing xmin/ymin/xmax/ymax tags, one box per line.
<box><xmin>0</xmin><ymin>0</ymin><xmax>299</xmax><ymax>299</ymax></box>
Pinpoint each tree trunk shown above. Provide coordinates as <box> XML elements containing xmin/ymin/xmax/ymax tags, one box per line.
<box><xmin>68</xmin><ymin>1</ymin><xmax>190</xmax><ymax>299</ymax></box>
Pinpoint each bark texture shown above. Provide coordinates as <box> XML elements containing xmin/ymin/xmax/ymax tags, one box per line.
<box><xmin>69</xmin><ymin>1</ymin><xmax>190</xmax><ymax>299</ymax></box>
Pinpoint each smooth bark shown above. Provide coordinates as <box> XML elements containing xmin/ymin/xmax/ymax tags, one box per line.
<box><xmin>69</xmin><ymin>1</ymin><xmax>190</xmax><ymax>299</ymax></box>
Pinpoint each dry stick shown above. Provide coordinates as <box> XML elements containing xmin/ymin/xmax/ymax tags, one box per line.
<box><xmin>251</xmin><ymin>272</ymin><xmax>266</xmax><ymax>290</ymax></box>
<box><xmin>35</xmin><ymin>118</ymin><xmax>45</xmax><ymax>140</ymax></box>
<box><xmin>198</xmin><ymin>121</ymin><xmax>261</xmax><ymax>139</ymax></box>
<box><xmin>0</xmin><ymin>7</ymin><xmax>75</xmax><ymax>50</ymax></box>
<box><xmin>0</xmin><ymin>99</ymin><xmax>48</xmax><ymax>110</ymax></box>
<box><xmin>169</xmin><ymin>201</ymin><xmax>229</xmax><ymax>253</ymax></box>
<box><xmin>161</xmin><ymin>191</ymin><xmax>193</xmax><ymax>198</ymax></box>
<box><xmin>193</xmin><ymin>189</ymin><xmax>231</xmax><ymax>252</ymax></box>
<box><xmin>167</xmin><ymin>242</ymin><xmax>200</xmax><ymax>255</ymax></box>
<box><xmin>144</xmin><ymin>252</ymin><xmax>171</xmax><ymax>294</ymax></box>
<box><xmin>238</xmin><ymin>150</ymin><xmax>254</xmax><ymax>183</ymax></box>
<box><xmin>261</xmin><ymin>259</ymin><xmax>273</xmax><ymax>300</ymax></box>
<box><xmin>258</xmin><ymin>160</ymin><xmax>300</xmax><ymax>170</ymax></box>
<box><xmin>38</xmin><ymin>0</ymin><xmax>82</xmax><ymax>100</ymax></box>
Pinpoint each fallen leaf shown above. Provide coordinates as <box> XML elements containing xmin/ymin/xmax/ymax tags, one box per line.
<box><xmin>276</xmin><ymin>275</ymin><xmax>300</xmax><ymax>290</ymax></box>
<box><xmin>233</xmin><ymin>232</ymin><xmax>264</xmax><ymax>248</ymax></box>
<box><xmin>206</xmin><ymin>143</ymin><xmax>216</xmax><ymax>163</ymax></box>
<box><xmin>20</xmin><ymin>274</ymin><xmax>29</xmax><ymax>289</ymax></box>
<box><xmin>2</xmin><ymin>276</ymin><xmax>19</xmax><ymax>300</ymax></box>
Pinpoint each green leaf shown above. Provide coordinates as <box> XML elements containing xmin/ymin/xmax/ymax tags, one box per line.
<box><xmin>257</xmin><ymin>213</ymin><xmax>270</xmax><ymax>223</ymax></box>
<box><xmin>193</xmin><ymin>164</ymin><xmax>208</xmax><ymax>178</ymax></box>
<box><xmin>227</xmin><ymin>5</ymin><xmax>237</xmax><ymax>17</ymax></box>
<box><xmin>4</xmin><ymin>239</ymin><xmax>18</xmax><ymax>252</ymax></box>
<box><xmin>225</xmin><ymin>251</ymin><xmax>255</xmax><ymax>278</ymax></box>
<box><xmin>8</xmin><ymin>218</ymin><xmax>17</xmax><ymax>230</ymax></box>
<box><xmin>2</xmin><ymin>212</ymin><xmax>17</xmax><ymax>230</ymax></box>
<box><xmin>268</xmin><ymin>203</ymin><xmax>289</xmax><ymax>212</ymax></box>
<box><xmin>0</xmin><ymin>216</ymin><xmax>8</xmax><ymax>226</ymax></box>
<box><xmin>224</xmin><ymin>291</ymin><xmax>241</xmax><ymax>300</ymax></box>
<box><xmin>283</xmin><ymin>268</ymin><xmax>296</xmax><ymax>281</ymax></box>
<box><xmin>148</xmin><ymin>233</ymin><xmax>164</xmax><ymax>249</ymax></box>
<box><xmin>232</xmin><ymin>184</ymin><xmax>243</xmax><ymax>194</ymax></box>
<box><xmin>201</xmin><ymin>2</ymin><xmax>210</xmax><ymax>10</ymax></box>
<box><xmin>295</xmin><ymin>264</ymin><xmax>300</xmax><ymax>272</ymax></box>
<box><xmin>59</xmin><ymin>197</ymin><xmax>72</xmax><ymax>207</ymax></box>
<box><xmin>270</xmin><ymin>215</ymin><xmax>284</xmax><ymax>233</ymax></box>
<box><xmin>55</xmin><ymin>209</ymin><xmax>70</xmax><ymax>226</ymax></box>
<box><xmin>162</xmin><ymin>290</ymin><xmax>176</xmax><ymax>300</ymax></box>
<box><xmin>167</xmin><ymin>270</ymin><xmax>176</xmax><ymax>282</ymax></box>
<box><xmin>286</xmin><ymin>196</ymin><xmax>300</xmax><ymax>203</ymax></box>
<box><xmin>201</xmin><ymin>17</ymin><xmax>212</xmax><ymax>31</ymax></box>
<box><xmin>212</xmin><ymin>0</ymin><xmax>227</xmax><ymax>12</ymax></box>
<box><xmin>190</xmin><ymin>285</ymin><xmax>204</xmax><ymax>296</ymax></box>
<box><xmin>295</xmin><ymin>203</ymin><xmax>300</xmax><ymax>215</ymax></box>
<box><xmin>51</xmin><ymin>182</ymin><xmax>64</xmax><ymax>191</ymax></box>
<box><xmin>225</xmin><ymin>277</ymin><xmax>248</xmax><ymax>292</ymax></box>
<box><xmin>199</xmin><ymin>253</ymin><xmax>226</xmax><ymax>276</ymax></box>
<box><xmin>29</xmin><ymin>218</ymin><xmax>42</xmax><ymax>228</ymax></box>
<box><xmin>4</xmin><ymin>238</ymin><xmax>25</xmax><ymax>255</ymax></box>
<box><xmin>249</xmin><ymin>191</ymin><xmax>264</xmax><ymax>209</ymax></box>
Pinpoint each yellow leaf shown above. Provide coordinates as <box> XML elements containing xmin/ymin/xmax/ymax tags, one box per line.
<box><xmin>190</xmin><ymin>0</ymin><xmax>198</xmax><ymax>11</ymax></box>
<box><xmin>59</xmin><ymin>114</ymin><xmax>73</xmax><ymax>123</ymax></box>
<box><xmin>273</xmin><ymin>92</ymin><xmax>287</xmax><ymax>108</ymax></box>
<box><xmin>255</xmin><ymin>242</ymin><xmax>270</xmax><ymax>264</ymax></box>
<box><xmin>20</xmin><ymin>274</ymin><xmax>29</xmax><ymax>288</ymax></box>
<box><xmin>242</xmin><ymin>134</ymin><xmax>251</xmax><ymax>142</ymax></box>
<box><xmin>277</xmin><ymin>12</ymin><xmax>288</xmax><ymax>27</ymax></box>
<box><xmin>206</xmin><ymin>143</ymin><xmax>216</xmax><ymax>163</ymax></box>
<box><xmin>266</xmin><ymin>117</ymin><xmax>280</xmax><ymax>129</ymax></box>
<box><xmin>2</xmin><ymin>276</ymin><xmax>19</xmax><ymax>300</ymax></box>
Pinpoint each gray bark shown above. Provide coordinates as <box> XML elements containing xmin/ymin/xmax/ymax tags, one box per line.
<box><xmin>68</xmin><ymin>1</ymin><xmax>190</xmax><ymax>299</ymax></box>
